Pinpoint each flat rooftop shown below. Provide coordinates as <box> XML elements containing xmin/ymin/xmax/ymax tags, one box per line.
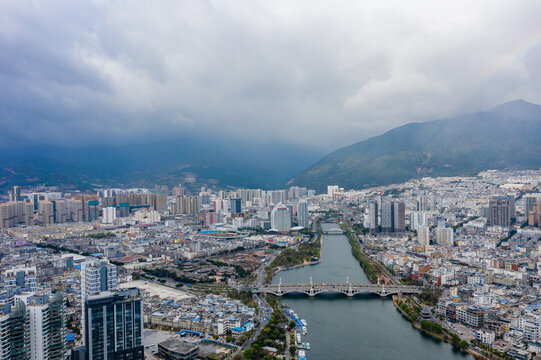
<box><xmin>118</xmin><ymin>280</ymin><xmax>194</xmax><ymax>302</ymax></box>
<box><xmin>159</xmin><ymin>338</ymin><xmax>199</xmax><ymax>354</ymax></box>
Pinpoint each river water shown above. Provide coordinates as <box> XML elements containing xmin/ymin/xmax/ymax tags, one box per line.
<box><xmin>272</xmin><ymin>223</ymin><xmax>471</xmax><ymax>360</ymax></box>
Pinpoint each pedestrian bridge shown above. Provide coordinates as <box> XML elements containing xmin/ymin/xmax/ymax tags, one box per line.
<box><xmin>255</xmin><ymin>281</ymin><xmax>421</xmax><ymax>297</ymax></box>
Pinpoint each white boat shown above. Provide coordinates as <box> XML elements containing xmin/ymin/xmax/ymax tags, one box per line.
<box><xmin>302</xmin><ymin>326</ymin><xmax>307</xmax><ymax>335</ymax></box>
<box><xmin>299</xmin><ymin>350</ymin><xmax>306</xmax><ymax>360</ymax></box>
<box><xmin>296</xmin><ymin>333</ymin><xmax>301</xmax><ymax>344</ymax></box>
<box><xmin>300</xmin><ymin>319</ymin><xmax>307</xmax><ymax>326</ymax></box>
<box><xmin>306</xmin><ymin>342</ymin><xmax>310</xmax><ymax>350</ymax></box>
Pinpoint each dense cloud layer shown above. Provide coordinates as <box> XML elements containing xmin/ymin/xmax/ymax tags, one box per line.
<box><xmin>1</xmin><ymin>0</ymin><xmax>541</xmax><ymax>150</ymax></box>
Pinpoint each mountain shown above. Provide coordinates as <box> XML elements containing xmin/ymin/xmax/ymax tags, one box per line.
<box><xmin>0</xmin><ymin>138</ymin><xmax>323</xmax><ymax>192</ymax></box>
<box><xmin>289</xmin><ymin>100</ymin><xmax>541</xmax><ymax>192</ymax></box>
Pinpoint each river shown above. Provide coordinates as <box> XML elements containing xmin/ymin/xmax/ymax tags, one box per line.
<box><xmin>272</xmin><ymin>223</ymin><xmax>472</xmax><ymax>360</ymax></box>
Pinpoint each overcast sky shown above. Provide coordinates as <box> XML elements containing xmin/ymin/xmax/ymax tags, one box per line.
<box><xmin>1</xmin><ymin>0</ymin><xmax>541</xmax><ymax>150</ymax></box>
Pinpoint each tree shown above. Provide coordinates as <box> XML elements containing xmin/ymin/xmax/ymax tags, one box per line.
<box><xmin>459</xmin><ymin>340</ymin><xmax>469</xmax><ymax>349</ymax></box>
<box><xmin>451</xmin><ymin>334</ymin><xmax>461</xmax><ymax>347</ymax></box>
<box><xmin>289</xmin><ymin>320</ymin><xmax>296</xmax><ymax>330</ymax></box>
<box><xmin>289</xmin><ymin>346</ymin><xmax>296</xmax><ymax>356</ymax></box>
<box><xmin>243</xmin><ymin>348</ymin><xmax>254</xmax><ymax>359</ymax></box>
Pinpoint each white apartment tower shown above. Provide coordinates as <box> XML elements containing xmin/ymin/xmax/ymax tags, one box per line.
<box><xmin>297</xmin><ymin>201</ymin><xmax>309</xmax><ymax>228</ymax></box>
<box><xmin>271</xmin><ymin>203</ymin><xmax>292</xmax><ymax>231</ymax></box>
<box><xmin>417</xmin><ymin>226</ymin><xmax>430</xmax><ymax>246</ymax></box>
<box><xmin>102</xmin><ymin>206</ymin><xmax>117</xmax><ymax>224</ymax></box>
<box><xmin>436</xmin><ymin>227</ymin><xmax>454</xmax><ymax>246</ymax></box>
<box><xmin>81</xmin><ymin>259</ymin><xmax>117</xmax><ymax>339</ymax></box>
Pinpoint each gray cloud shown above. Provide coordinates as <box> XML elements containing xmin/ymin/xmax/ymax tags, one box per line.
<box><xmin>1</xmin><ymin>0</ymin><xmax>541</xmax><ymax>150</ymax></box>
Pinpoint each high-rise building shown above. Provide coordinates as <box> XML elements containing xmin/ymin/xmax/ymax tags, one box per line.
<box><xmin>417</xmin><ymin>226</ymin><xmax>430</xmax><ymax>246</ymax></box>
<box><xmin>269</xmin><ymin>190</ymin><xmax>287</xmax><ymax>205</ymax></box>
<box><xmin>297</xmin><ymin>201</ymin><xmax>309</xmax><ymax>228</ymax></box>
<box><xmin>327</xmin><ymin>185</ymin><xmax>339</xmax><ymax>197</ymax></box>
<box><xmin>173</xmin><ymin>195</ymin><xmax>201</xmax><ymax>215</ymax></box>
<box><xmin>508</xmin><ymin>195</ymin><xmax>516</xmax><ymax>219</ymax></box>
<box><xmin>416</xmin><ymin>195</ymin><xmax>428</xmax><ymax>212</ymax></box>
<box><xmin>117</xmin><ymin>203</ymin><xmax>130</xmax><ymax>218</ymax></box>
<box><xmin>9</xmin><ymin>301</ymin><xmax>29</xmax><ymax>360</ymax></box>
<box><xmin>67</xmin><ymin>199</ymin><xmax>83</xmax><ymax>222</ymax></box>
<box><xmin>146</xmin><ymin>193</ymin><xmax>167</xmax><ymax>212</ymax></box>
<box><xmin>381</xmin><ymin>201</ymin><xmax>394</xmax><ymax>232</ymax></box>
<box><xmin>38</xmin><ymin>201</ymin><xmax>54</xmax><ymax>226</ymax></box>
<box><xmin>489</xmin><ymin>196</ymin><xmax>511</xmax><ymax>227</ymax></box>
<box><xmin>81</xmin><ymin>260</ymin><xmax>118</xmax><ymax>300</ymax></box>
<box><xmin>102</xmin><ymin>207</ymin><xmax>117</xmax><ymax>224</ymax></box>
<box><xmin>428</xmin><ymin>195</ymin><xmax>437</xmax><ymax>211</ymax></box>
<box><xmin>172</xmin><ymin>185</ymin><xmax>185</xmax><ymax>197</ymax></box>
<box><xmin>12</xmin><ymin>186</ymin><xmax>21</xmax><ymax>202</ymax></box>
<box><xmin>393</xmin><ymin>202</ymin><xmax>405</xmax><ymax>232</ymax></box>
<box><xmin>410</xmin><ymin>211</ymin><xmax>428</xmax><ymax>231</ymax></box>
<box><xmin>81</xmin><ymin>259</ymin><xmax>118</xmax><ymax>341</ymax></box>
<box><xmin>52</xmin><ymin>199</ymin><xmax>68</xmax><ymax>223</ymax></box>
<box><xmin>436</xmin><ymin>226</ymin><xmax>454</xmax><ymax>246</ymax></box>
<box><xmin>24</xmin><ymin>202</ymin><xmax>34</xmax><ymax>226</ymax></box>
<box><xmin>87</xmin><ymin>201</ymin><xmax>100</xmax><ymax>222</ymax></box>
<box><xmin>288</xmin><ymin>187</ymin><xmax>308</xmax><ymax>200</ymax></box>
<box><xmin>271</xmin><ymin>203</ymin><xmax>292</xmax><ymax>231</ymax></box>
<box><xmin>4</xmin><ymin>267</ymin><xmax>37</xmax><ymax>292</ymax></box>
<box><xmin>46</xmin><ymin>294</ymin><xmax>65</xmax><ymax>360</ymax></box>
<box><xmin>0</xmin><ymin>203</ymin><xmax>14</xmax><ymax>229</ymax></box>
<box><xmin>528</xmin><ymin>202</ymin><xmax>541</xmax><ymax>227</ymax></box>
<box><xmin>369</xmin><ymin>201</ymin><xmax>378</xmax><ymax>234</ymax></box>
<box><xmin>525</xmin><ymin>196</ymin><xmax>537</xmax><ymax>216</ymax></box>
<box><xmin>156</xmin><ymin>193</ymin><xmax>167</xmax><ymax>212</ymax></box>
<box><xmin>28</xmin><ymin>293</ymin><xmax>66</xmax><ymax>360</ymax></box>
<box><xmin>230</xmin><ymin>198</ymin><xmax>242</xmax><ymax>214</ymax></box>
<box><xmin>84</xmin><ymin>288</ymin><xmax>144</xmax><ymax>360</ymax></box>
<box><xmin>0</xmin><ymin>298</ymin><xmax>61</xmax><ymax>359</ymax></box>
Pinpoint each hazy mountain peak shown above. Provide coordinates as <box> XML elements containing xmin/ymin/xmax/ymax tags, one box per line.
<box><xmin>290</xmin><ymin>99</ymin><xmax>541</xmax><ymax>191</ymax></box>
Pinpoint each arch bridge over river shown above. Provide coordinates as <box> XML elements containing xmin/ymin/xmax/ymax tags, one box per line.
<box><xmin>257</xmin><ymin>277</ymin><xmax>422</xmax><ymax>297</ymax></box>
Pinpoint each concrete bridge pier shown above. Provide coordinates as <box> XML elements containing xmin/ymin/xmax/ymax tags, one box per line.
<box><xmin>346</xmin><ymin>277</ymin><xmax>353</xmax><ymax>297</ymax></box>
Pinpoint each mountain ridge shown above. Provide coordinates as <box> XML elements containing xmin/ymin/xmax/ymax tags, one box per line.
<box><xmin>289</xmin><ymin>99</ymin><xmax>541</xmax><ymax>191</ymax></box>
<box><xmin>0</xmin><ymin>138</ymin><xmax>323</xmax><ymax>192</ymax></box>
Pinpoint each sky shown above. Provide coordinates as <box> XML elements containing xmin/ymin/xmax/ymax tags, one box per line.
<box><xmin>1</xmin><ymin>0</ymin><xmax>541</xmax><ymax>151</ymax></box>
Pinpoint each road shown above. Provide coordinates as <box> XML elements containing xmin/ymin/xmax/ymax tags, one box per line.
<box><xmin>230</xmin><ymin>228</ymin><xmax>320</xmax><ymax>358</ymax></box>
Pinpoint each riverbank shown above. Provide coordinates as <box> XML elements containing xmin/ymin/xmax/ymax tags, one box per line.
<box><xmin>339</xmin><ymin>222</ymin><xmax>386</xmax><ymax>284</ymax></box>
<box><xmin>392</xmin><ymin>296</ymin><xmax>488</xmax><ymax>360</ymax></box>
<box><xmin>265</xmin><ymin>230</ymin><xmax>323</xmax><ymax>283</ymax></box>
<box><xmin>272</xmin><ymin>222</ymin><xmax>470</xmax><ymax>360</ymax></box>
<box><xmin>339</xmin><ymin>220</ymin><xmax>482</xmax><ymax>358</ymax></box>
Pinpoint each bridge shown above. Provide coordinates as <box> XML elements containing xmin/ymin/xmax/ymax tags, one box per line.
<box><xmin>322</xmin><ymin>228</ymin><xmax>345</xmax><ymax>234</ymax></box>
<box><xmin>255</xmin><ymin>278</ymin><xmax>422</xmax><ymax>297</ymax></box>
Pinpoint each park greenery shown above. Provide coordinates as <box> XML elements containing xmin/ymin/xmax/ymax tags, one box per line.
<box><xmin>395</xmin><ymin>299</ymin><xmax>419</xmax><ymax>322</ymax></box>
<box><xmin>85</xmin><ymin>232</ymin><xmax>116</xmax><ymax>238</ymax></box>
<box><xmin>341</xmin><ymin>224</ymin><xmax>379</xmax><ymax>283</ymax></box>
<box><xmin>227</xmin><ymin>289</ymin><xmax>257</xmax><ymax>309</ymax></box>
<box><xmin>471</xmin><ymin>340</ymin><xmax>514</xmax><ymax>360</ymax></box>
<box><xmin>420</xmin><ymin>320</ymin><xmax>443</xmax><ymax>334</ymax></box>
<box><xmin>208</xmin><ymin>259</ymin><xmax>252</xmax><ymax>278</ymax></box>
<box><xmin>140</xmin><ymin>267</ymin><xmax>215</xmax><ymax>285</ymax></box>
<box><xmin>240</xmin><ymin>309</ymin><xmax>288</xmax><ymax>359</ymax></box>
<box><xmin>264</xmin><ymin>232</ymin><xmax>322</xmax><ymax>283</ymax></box>
<box><xmin>450</xmin><ymin>333</ymin><xmax>469</xmax><ymax>350</ymax></box>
